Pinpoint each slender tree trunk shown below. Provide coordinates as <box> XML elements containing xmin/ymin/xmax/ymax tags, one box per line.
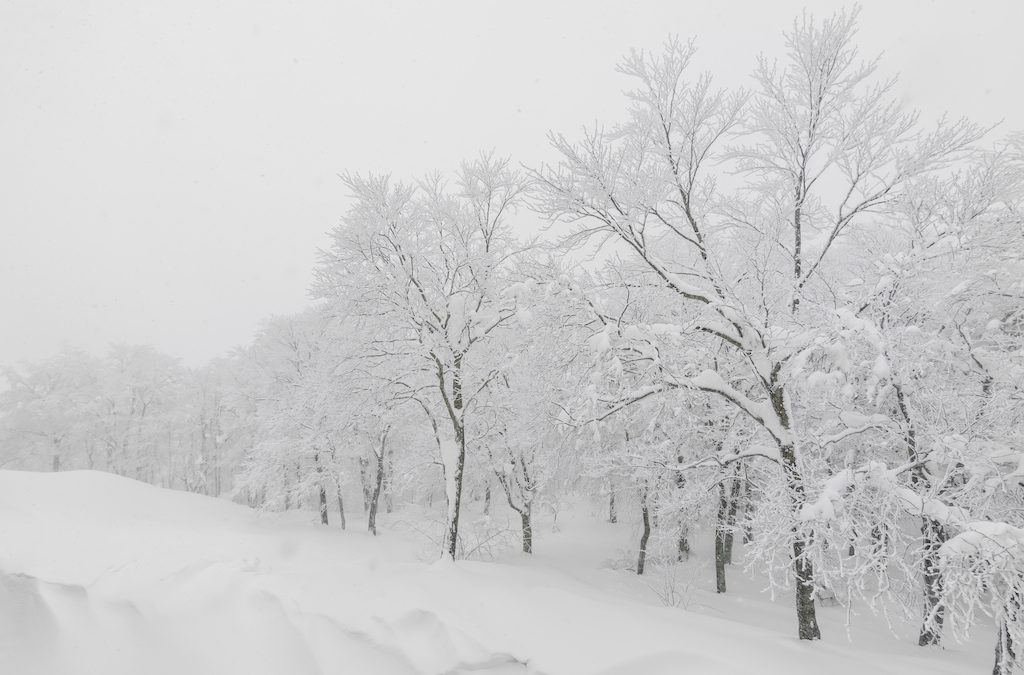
<box><xmin>483</xmin><ymin>483</ymin><xmax>492</xmax><ymax>516</ymax></box>
<box><xmin>994</xmin><ymin>619</ymin><xmax>1017</xmax><ymax>675</ymax></box>
<box><xmin>742</xmin><ymin>466</ymin><xmax>754</xmax><ymax>544</ymax></box>
<box><xmin>384</xmin><ymin>448</ymin><xmax>394</xmax><ymax>514</ymax></box>
<box><xmin>895</xmin><ymin>383</ymin><xmax>947</xmax><ymax>646</ymax></box>
<box><xmin>637</xmin><ymin>486</ymin><xmax>651</xmax><ymax>575</ymax></box>
<box><xmin>715</xmin><ymin>480</ymin><xmax>728</xmax><ymax>593</ymax></box>
<box><xmin>918</xmin><ymin>518</ymin><xmax>948</xmax><ymax>645</ymax></box>
<box><xmin>314</xmin><ymin>452</ymin><xmax>328</xmax><ymax>525</ymax></box>
<box><xmin>772</xmin><ymin>387</ymin><xmax>821</xmax><ymax>640</ymax></box>
<box><xmin>608</xmin><ymin>490</ymin><xmax>617</xmax><ymax>524</ymax></box>
<box><xmin>358</xmin><ymin>456</ymin><xmax>371</xmax><ymax>513</ymax></box>
<box><xmin>442</xmin><ymin>353</ymin><xmax>467</xmax><ymax>560</ymax></box>
<box><xmin>319</xmin><ymin>485</ymin><xmax>329</xmax><ymax>525</ymax></box>
<box><xmin>443</xmin><ymin>432</ymin><xmax>466</xmax><ymax>558</ymax></box>
<box><xmin>520</xmin><ymin>508</ymin><xmax>533</xmax><ymax>554</ymax></box>
<box><xmin>723</xmin><ymin>467</ymin><xmax>743</xmax><ymax>564</ymax></box>
<box><xmin>994</xmin><ymin>591</ymin><xmax>1021</xmax><ymax>675</ymax></box>
<box><xmin>336</xmin><ymin>485</ymin><xmax>346</xmax><ymax>530</ymax></box>
<box><xmin>368</xmin><ymin>448</ymin><xmax>384</xmax><ymax>536</ymax></box>
<box><xmin>677</xmin><ymin>524</ymin><xmax>690</xmax><ymax>562</ymax></box>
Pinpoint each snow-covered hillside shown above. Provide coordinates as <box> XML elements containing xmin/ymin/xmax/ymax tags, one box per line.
<box><xmin>0</xmin><ymin>470</ymin><xmax>989</xmax><ymax>675</ymax></box>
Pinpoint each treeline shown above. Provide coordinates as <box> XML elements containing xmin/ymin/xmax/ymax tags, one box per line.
<box><xmin>3</xmin><ymin>9</ymin><xmax>1024</xmax><ymax>672</ymax></box>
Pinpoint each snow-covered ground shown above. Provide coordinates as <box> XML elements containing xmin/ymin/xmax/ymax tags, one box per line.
<box><xmin>0</xmin><ymin>471</ymin><xmax>990</xmax><ymax>674</ymax></box>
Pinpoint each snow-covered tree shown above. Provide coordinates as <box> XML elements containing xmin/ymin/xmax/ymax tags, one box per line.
<box><xmin>315</xmin><ymin>153</ymin><xmax>530</xmax><ymax>559</ymax></box>
<box><xmin>532</xmin><ymin>9</ymin><xmax>986</xmax><ymax>639</ymax></box>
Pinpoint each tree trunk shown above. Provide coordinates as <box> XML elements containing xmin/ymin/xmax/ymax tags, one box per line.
<box><xmin>677</xmin><ymin>524</ymin><xmax>690</xmax><ymax>562</ymax></box>
<box><xmin>896</xmin><ymin>383</ymin><xmax>946</xmax><ymax>646</ymax></box>
<box><xmin>994</xmin><ymin>619</ymin><xmax>1017</xmax><ymax>675</ymax></box>
<box><xmin>483</xmin><ymin>483</ymin><xmax>492</xmax><ymax>516</ymax></box>
<box><xmin>358</xmin><ymin>456</ymin><xmax>372</xmax><ymax>513</ymax></box>
<box><xmin>368</xmin><ymin>448</ymin><xmax>384</xmax><ymax>536</ymax></box>
<box><xmin>994</xmin><ymin>591</ymin><xmax>1021</xmax><ymax>675</ymax></box>
<box><xmin>384</xmin><ymin>448</ymin><xmax>394</xmax><ymax>514</ymax></box>
<box><xmin>742</xmin><ymin>465</ymin><xmax>754</xmax><ymax>544</ymax></box>
<box><xmin>443</xmin><ymin>433</ymin><xmax>466</xmax><ymax>558</ymax></box>
<box><xmin>772</xmin><ymin>388</ymin><xmax>821</xmax><ymax>640</ymax></box>
<box><xmin>637</xmin><ymin>486</ymin><xmax>651</xmax><ymax>575</ymax></box>
<box><xmin>336</xmin><ymin>485</ymin><xmax>347</xmax><ymax>530</ymax></box>
<box><xmin>918</xmin><ymin>518</ymin><xmax>948</xmax><ymax>645</ymax></box>
<box><xmin>319</xmin><ymin>485</ymin><xmax>329</xmax><ymax>525</ymax></box>
<box><xmin>674</xmin><ymin>457</ymin><xmax>690</xmax><ymax>560</ymax></box>
<box><xmin>715</xmin><ymin>480</ymin><xmax>728</xmax><ymax>593</ymax></box>
<box><xmin>520</xmin><ymin>508</ymin><xmax>533</xmax><ymax>554</ymax></box>
<box><xmin>314</xmin><ymin>452</ymin><xmax>328</xmax><ymax>525</ymax></box>
<box><xmin>723</xmin><ymin>467</ymin><xmax>743</xmax><ymax>565</ymax></box>
<box><xmin>608</xmin><ymin>490</ymin><xmax>617</xmax><ymax>524</ymax></box>
<box><xmin>442</xmin><ymin>353</ymin><xmax>467</xmax><ymax>560</ymax></box>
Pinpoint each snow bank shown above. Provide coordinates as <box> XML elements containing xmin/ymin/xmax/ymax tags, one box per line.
<box><xmin>0</xmin><ymin>470</ymin><xmax>982</xmax><ymax>675</ymax></box>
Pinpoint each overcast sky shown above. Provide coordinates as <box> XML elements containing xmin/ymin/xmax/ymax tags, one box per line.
<box><xmin>2</xmin><ymin>0</ymin><xmax>1022</xmax><ymax>367</ymax></box>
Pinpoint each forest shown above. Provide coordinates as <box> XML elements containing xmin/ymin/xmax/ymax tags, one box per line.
<box><xmin>2</xmin><ymin>9</ymin><xmax>1023</xmax><ymax>674</ymax></box>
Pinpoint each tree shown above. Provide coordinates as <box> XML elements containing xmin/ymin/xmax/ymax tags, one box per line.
<box><xmin>315</xmin><ymin>153</ymin><xmax>530</xmax><ymax>559</ymax></box>
<box><xmin>533</xmin><ymin>9</ymin><xmax>982</xmax><ymax>639</ymax></box>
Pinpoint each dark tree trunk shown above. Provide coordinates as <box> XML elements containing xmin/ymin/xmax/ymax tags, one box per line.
<box><xmin>994</xmin><ymin>616</ymin><xmax>1017</xmax><ymax>675</ymax></box>
<box><xmin>443</xmin><ymin>434</ymin><xmax>466</xmax><ymax>558</ymax></box>
<box><xmin>772</xmin><ymin>387</ymin><xmax>821</xmax><ymax>640</ymax></box>
<box><xmin>442</xmin><ymin>353</ymin><xmax>467</xmax><ymax>560</ymax></box>
<box><xmin>677</xmin><ymin>525</ymin><xmax>690</xmax><ymax>562</ymax></box>
<box><xmin>637</xmin><ymin>487</ymin><xmax>651</xmax><ymax>575</ymax></box>
<box><xmin>368</xmin><ymin>446</ymin><xmax>385</xmax><ymax>536</ymax></box>
<box><xmin>723</xmin><ymin>469</ymin><xmax>743</xmax><ymax>564</ymax></box>
<box><xmin>319</xmin><ymin>485</ymin><xmax>329</xmax><ymax>525</ymax></box>
<box><xmin>896</xmin><ymin>383</ymin><xmax>947</xmax><ymax>646</ymax></box>
<box><xmin>483</xmin><ymin>483</ymin><xmax>492</xmax><ymax>516</ymax></box>
<box><xmin>358</xmin><ymin>456</ymin><xmax>372</xmax><ymax>513</ymax></box>
<box><xmin>743</xmin><ymin>466</ymin><xmax>754</xmax><ymax>544</ymax></box>
<box><xmin>994</xmin><ymin>590</ymin><xmax>1021</xmax><ymax>675</ymax></box>
<box><xmin>918</xmin><ymin>518</ymin><xmax>948</xmax><ymax>645</ymax></box>
<box><xmin>520</xmin><ymin>508</ymin><xmax>533</xmax><ymax>554</ymax></box>
<box><xmin>608</xmin><ymin>490</ymin><xmax>617</xmax><ymax>524</ymax></box>
<box><xmin>673</xmin><ymin>456</ymin><xmax>690</xmax><ymax>560</ymax></box>
<box><xmin>715</xmin><ymin>480</ymin><xmax>728</xmax><ymax>593</ymax></box>
<box><xmin>314</xmin><ymin>452</ymin><xmax>328</xmax><ymax>525</ymax></box>
<box><xmin>792</xmin><ymin>537</ymin><xmax>820</xmax><ymax>640</ymax></box>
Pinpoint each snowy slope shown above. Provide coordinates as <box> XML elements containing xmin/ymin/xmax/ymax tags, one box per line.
<box><xmin>0</xmin><ymin>471</ymin><xmax>985</xmax><ymax>674</ymax></box>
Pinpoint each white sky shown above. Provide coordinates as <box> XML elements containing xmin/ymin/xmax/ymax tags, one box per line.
<box><xmin>2</xmin><ymin>0</ymin><xmax>1022</xmax><ymax>367</ymax></box>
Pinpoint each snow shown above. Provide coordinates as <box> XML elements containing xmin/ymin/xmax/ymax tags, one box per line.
<box><xmin>942</xmin><ymin>521</ymin><xmax>1024</xmax><ymax>563</ymax></box>
<box><xmin>588</xmin><ymin>328</ymin><xmax>612</xmax><ymax>357</ymax></box>
<box><xmin>800</xmin><ymin>469</ymin><xmax>855</xmax><ymax>521</ymax></box>
<box><xmin>872</xmin><ymin>354</ymin><xmax>890</xmax><ymax>379</ymax></box>
<box><xmin>0</xmin><ymin>470</ymin><xmax>991</xmax><ymax>675</ymax></box>
<box><xmin>690</xmin><ymin>369</ymin><xmax>793</xmax><ymax>446</ymax></box>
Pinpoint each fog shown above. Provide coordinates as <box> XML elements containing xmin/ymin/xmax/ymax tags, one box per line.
<box><xmin>2</xmin><ymin>0</ymin><xmax>1021</xmax><ymax>365</ymax></box>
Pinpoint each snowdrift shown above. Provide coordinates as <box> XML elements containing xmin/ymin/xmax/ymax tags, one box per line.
<box><xmin>0</xmin><ymin>471</ymin><xmax>976</xmax><ymax>674</ymax></box>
